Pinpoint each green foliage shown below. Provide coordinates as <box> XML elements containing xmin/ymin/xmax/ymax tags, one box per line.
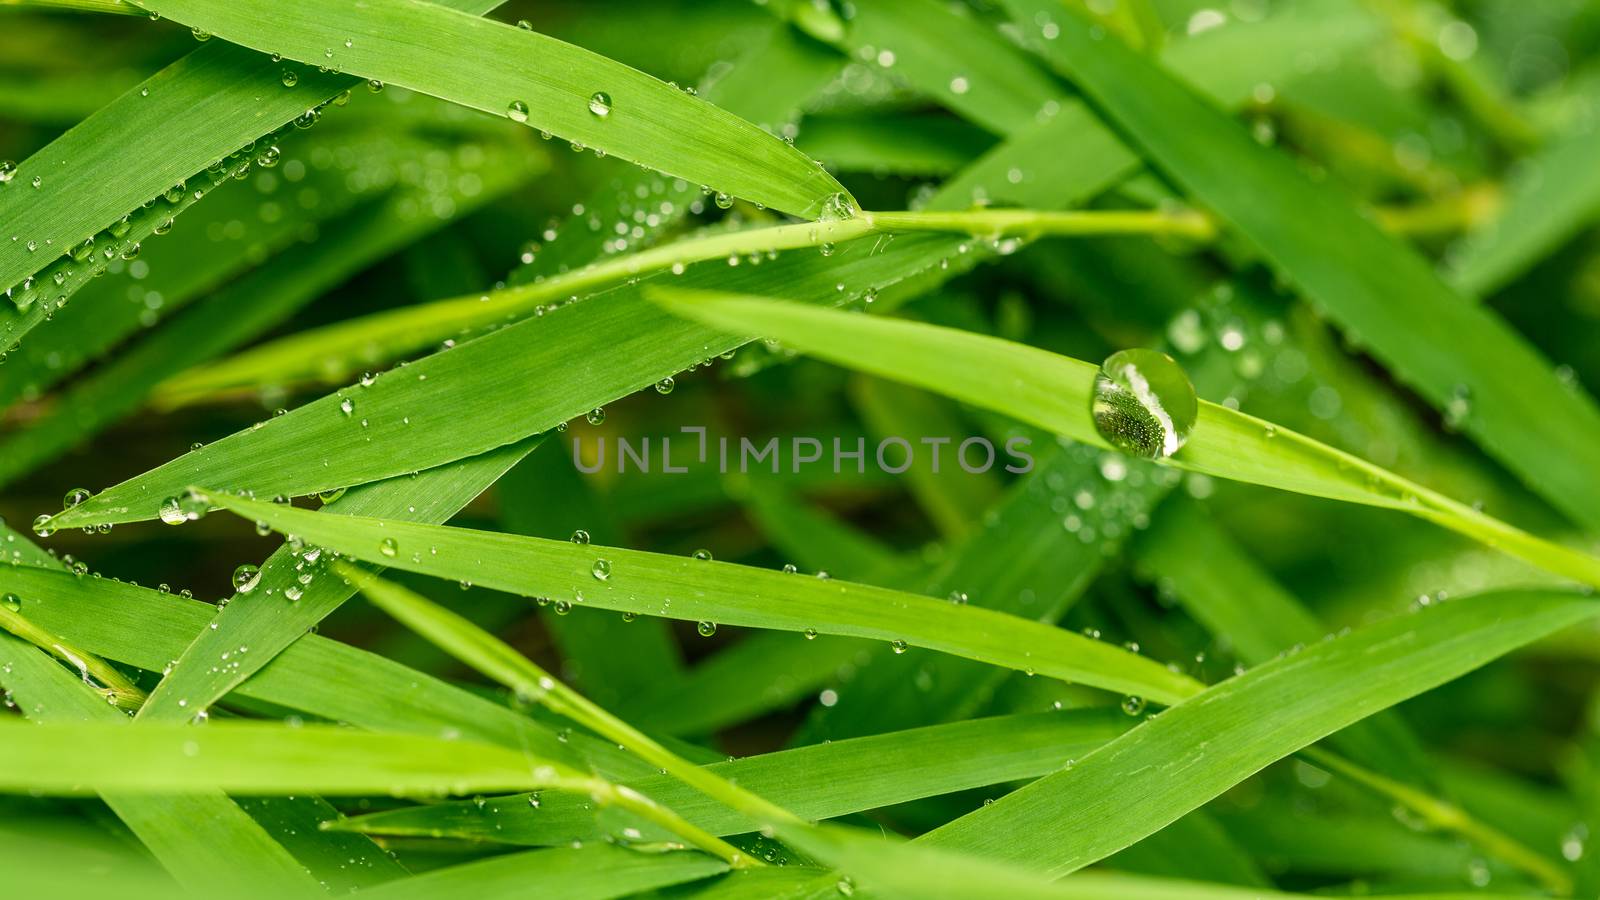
<box><xmin>3</xmin><ymin>1</ymin><xmax>1600</xmax><ymax>897</ymax></box>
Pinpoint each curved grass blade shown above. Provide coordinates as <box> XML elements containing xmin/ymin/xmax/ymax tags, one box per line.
<box><xmin>334</xmin><ymin>710</ymin><xmax>1128</xmax><ymax>844</ymax></box>
<box><xmin>136</xmin><ymin>0</ymin><xmax>849</xmax><ymax>218</ymax></box>
<box><xmin>205</xmin><ymin>492</ymin><xmax>1202</xmax><ymax>705</ymax></box>
<box><xmin>918</xmin><ymin>589</ymin><xmax>1592</xmax><ymax>890</ymax></box>
<box><xmin>1002</xmin><ymin>0</ymin><xmax>1600</xmax><ymax>535</ymax></box>
<box><xmin>648</xmin><ymin>290</ymin><xmax>1600</xmax><ymax>588</ymax></box>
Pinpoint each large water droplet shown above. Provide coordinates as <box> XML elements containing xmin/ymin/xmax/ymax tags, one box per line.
<box><xmin>1090</xmin><ymin>349</ymin><xmax>1197</xmax><ymax>459</ymax></box>
<box><xmin>507</xmin><ymin>100</ymin><xmax>530</xmax><ymax>123</ymax></box>
<box><xmin>588</xmin><ymin>91</ymin><xmax>612</xmax><ymax>118</ymax></box>
<box><xmin>232</xmin><ymin>565</ymin><xmax>261</xmax><ymax>594</ymax></box>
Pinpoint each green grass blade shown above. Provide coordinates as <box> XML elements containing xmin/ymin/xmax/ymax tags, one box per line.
<box><xmin>136</xmin><ymin>437</ymin><xmax>542</xmax><ymax>723</ymax></box>
<box><xmin>0</xmin><ymin>139</ymin><xmax>535</xmax><ymax>489</ymax></box>
<box><xmin>203</xmin><ymin>493</ymin><xmax>1204</xmax><ymax>705</ymax></box>
<box><xmin>43</xmin><ymin>233</ymin><xmax>961</xmax><ymax>529</ymax></box>
<box><xmin>648</xmin><ymin>290</ymin><xmax>1600</xmax><ymax>588</ymax></box>
<box><xmin>356</xmin><ymin>845</ymin><xmax>726</xmax><ymax>900</ymax></box>
<box><xmin>334</xmin><ymin>709</ymin><xmax>1128</xmax><ymax>843</ymax></box>
<box><xmin>1003</xmin><ymin>0</ymin><xmax>1600</xmax><ymax>535</ymax></box>
<box><xmin>0</xmin><ymin>565</ymin><xmax>605</xmax><ymax>770</ymax></box>
<box><xmin>0</xmin><ymin>633</ymin><xmax>321</xmax><ymax>895</ymax></box>
<box><xmin>0</xmin><ymin>718</ymin><xmax>607</xmax><ymax>795</ymax></box>
<box><xmin>918</xmin><ymin>589</ymin><xmax>1593</xmax><ymax>883</ymax></box>
<box><xmin>137</xmin><ymin>0</ymin><xmax>849</xmax><ymax>218</ymax></box>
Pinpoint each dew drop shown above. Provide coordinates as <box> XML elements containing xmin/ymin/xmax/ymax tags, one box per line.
<box><xmin>158</xmin><ymin>497</ymin><xmax>187</xmax><ymax>526</ymax></box>
<box><xmin>1122</xmin><ymin>695</ymin><xmax>1147</xmax><ymax>716</ymax></box>
<box><xmin>62</xmin><ymin>488</ymin><xmax>91</xmax><ymax>509</ymax></box>
<box><xmin>692</xmin><ymin>548</ymin><xmax>713</xmax><ymax>561</ymax></box>
<box><xmin>570</xmin><ymin>529</ymin><xmax>590</xmax><ymax>545</ymax></box>
<box><xmin>1090</xmin><ymin>349</ymin><xmax>1197</xmax><ymax>459</ymax></box>
<box><xmin>232</xmin><ymin>565</ymin><xmax>261</xmax><ymax>594</ymax></box>
<box><xmin>588</xmin><ymin>91</ymin><xmax>612</xmax><ymax>118</ymax></box>
<box><xmin>586</xmin><ymin>407</ymin><xmax>606</xmax><ymax>425</ymax></box>
<box><xmin>890</xmin><ymin>640</ymin><xmax>908</xmax><ymax>654</ymax></box>
<box><xmin>654</xmin><ymin>376</ymin><xmax>675</xmax><ymax>395</ymax></box>
<box><xmin>591</xmin><ymin>558</ymin><xmax>611</xmax><ymax>581</ymax></box>
<box><xmin>696</xmin><ymin>620</ymin><xmax>717</xmax><ymax>637</ymax></box>
<box><xmin>507</xmin><ymin>100</ymin><xmax>530</xmax><ymax>123</ymax></box>
<box><xmin>379</xmin><ymin>537</ymin><xmax>398</xmax><ymax>558</ymax></box>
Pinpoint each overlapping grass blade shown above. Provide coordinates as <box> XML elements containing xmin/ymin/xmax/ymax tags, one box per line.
<box><xmin>334</xmin><ymin>709</ymin><xmax>1128</xmax><ymax>843</ymax></box>
<box><xmin>0</xmin><ymin>138</ymin><xmax>536</xmax><ymax>489</ymax></box>
<box><xmin>44</xmin><ymin>233</ymin><xmax>962</xmax><ymax>529</ymax></box>
<box><xmin>1001</xmin><ymin>0</ymin><xmax>1600</xmax><ymax>535</ymax></box>
<box><xmin>0</xmin><ymin>565</ymin><xmax>615</xmax><ymax>771</ymax></box>
<box><xmin>135</xmin><ymin>0</ymin><xmax>848</xmax><ymax>218</ymax></box>
<box><xmin>0</xmin><ymin>631</ymin><xmax>320</xmax><ymax>894</ymax></box>
<box><xmin>0</xmin><ymin>719</ymin><xmax>594</xmax><ymax>796</ymax></box>
<box><xmin>356</xmin><ymin>845</ymin><xmax>727</xmax><ymax>900</ymax></box>
<box><xmin>146</xmin><ymin>2</ymin><xmax>1356</xmax><ymax>407</ymax></box>
<box><xmin>204</xmin><ymin>492</ymin><xmax>1202</xmax><ymax>704</ymax></box>
<box><xmin>917</xmin><ymin>589</ymin><xmax>1591</xmax><ymax>889</ymax></box>
<box><xmin>136</xmin><ymin>437</ymin><xmax>542</xmax><ymax>723</ymax></box>
<box><xmin>648</xmin><ymin>289</ymin><xmax>1600</xmax><ymax>588</ymax></box>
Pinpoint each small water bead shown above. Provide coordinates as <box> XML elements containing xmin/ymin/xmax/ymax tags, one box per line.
<box><xmin>507</xmin><ymin>100</ymin><xmax>530</xmax><ymax>123</ymax></box>
<box><xmin>654</xmin><ymin>376</ymin><xmax>675</xmax><ymax>395</ymax></box>
<box><xmin>588</xmin><ymin>91</ymin><xmax>612</xmax><ymax>118</ymax></box>
<box><xmin>1</xmin><ymin>593</ymin><xmax>19</xmax><ymax>613</ymax></box>
<box><xmin>692</xmin><ymin>548</ymin><xmax>713</xmax><ymax>561</ymax></box>
<box><xmin>284</xmin><ymin>585</ymin><xmax>303</xmax><ymax>601</ymax></box>
<box><xmin>1121</xmin><ymin>695</ymin><xmax>1147</xmax><ymax>716</ymax></box>
<box><xmin>339</xmin><ymin>397</ymin><xmax>355</xmax><ymax>417</ymax></box>
<box><xmin>282</xmin><ymin>69</ymin><xmax>299</xmax><ymax>87</ymax></box>
<box><xmin>591</xmin><ymin>558</ymin><xmax>610</xmax><ymax>581</ymax></box>
<box><xmin>552</xmin><ymin>600</ymin><xmax>572</xmax><ymax>615</ymax></box>
<box><xmin>696</xmin><ymin>620</ymin><xmax>718</xmax><ymax>637</ymax></box>
<box><xmin>62</xmin><ymin>487</ymin><xmax>91</xmax><ymax>509</ymax></box>
<box><xmin>0</xmin><ymin>161</ymin><xmax>15</xmax><ymax>184</ymax></box>
<box><xmin>890</xmin><ymin>640</ymin><xmax>908</xmax><ymax>654</ymax></box>
<box><xmin>1090</xmin><ymin>349</ymin><xmax>1198</xmax><ymax>460</ymax></box>
<box><xmin>803</xmin><ymin>628</ymin><xmax>818</xmax><ymax>640</ymax></box>
<box><xmin>570</xmin><ymin>529</ymin><xmax>590</xmax><ymax>545</ymax></box>
<box><xmin>232</xmin><ymin>565</ymin><xmax>261</xmax><ymax>594</ymax></box>
<box><xmin>586</xmin><ymin>407</ymin><xmax>606</xmax><ymax>425</ymax></box>
<box><xmin>379</xmin><ymin>537</ymin><xmax>398</xmax><ymax>558</ymax></box>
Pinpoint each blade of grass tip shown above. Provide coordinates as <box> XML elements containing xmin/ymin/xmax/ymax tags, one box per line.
<box><xmin>916</xmin><ymin>588</ymin><xmax>1591</xmax><ymax>892</ymax></box>
<box><xmin>0</xmin><ymin>138</ymin><xmax>536</xmax><ymax>490</ymax></box>
<box><xmin>335</xmin><ymin>709</ymin><xmax>1131</xmax><ymax>845</ymax></box>
<box><xmin>353</xmin><ymin>845</ymin><xmax>728</xmax><ymax>900</ymax></box>
<box><xmin>135</xmin><ymin>0</ymin><xmax>849</xmax><ymax>218</ymax></box>
<box><xmin>1002</xmin><ymin>0</ymin><xmax>1600</xmax><ymax>537</ymax></box>
<box><xmin>646</xmin><ymin>289</ymin><xmax>1600</xmax><ymax>590</ymax></box>
<box><xmin>338</xmin><ymin>565</ymin><xmax>808</xmax><ymax>847</ymax></box>
<box><xmin>506</xmin><ymin>20</ymin><xmax>844</xmax><ymax>287</ymax></box>
<box><xmin>202</xmin><ymin>492</ymin><xmax>1204</xmax><ymax>705</ymax></box>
